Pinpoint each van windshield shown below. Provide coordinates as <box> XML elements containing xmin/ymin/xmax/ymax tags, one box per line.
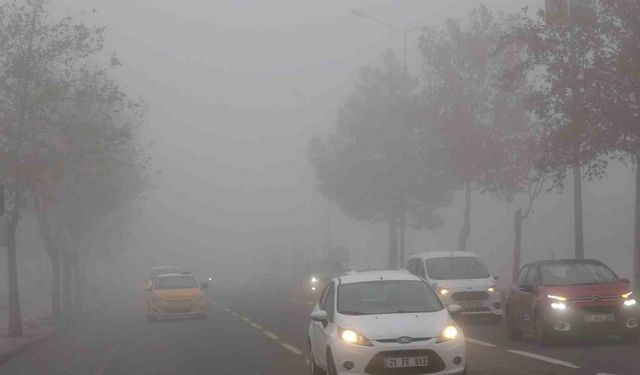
<box><xmin>426</xmin><ymin>257</ymin><xmax>490</xmax><ymax>280</ymax></box>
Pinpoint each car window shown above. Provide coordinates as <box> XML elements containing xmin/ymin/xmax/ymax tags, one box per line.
<box><xmin>153</xmin><ymin>276</ymin><xmax>199</xmax><ymax>289</ymax></box>
<box><xmin>524</xmin><ymin>266</ymin><xmax>538</xmax><ymax>287</ymax></box>
<box><xmin>407</xmin><ymin>259</ymin><xmax>418</xmax><ymax>275</ymax></box>
<box><xmin>337</xmin><ymin>280</ymin><xmax>443</xmax><ymax>315</ymax></box>
<box><xmin>516</xmin><ymin>266</ymin><xmax>529</xmax><ymax>287</ymax></box>
<box><xmin>425</xmin><ymin>257</ymin><xmax>490</xmax><ymax>280</ymax></box>
<box><xmin>318</xmin><ymin>282</ymin><xmax>331</xmax><ymax>309</ymax></box>
<box><xmin>324</xmin><ymin>283</ymin><xmax>335</xmax><ymax>322</ymax></box>
<box><xmin>540</xmin><ymin>262</ymin><xmax>618</xmax><ymax>285</ymax></box>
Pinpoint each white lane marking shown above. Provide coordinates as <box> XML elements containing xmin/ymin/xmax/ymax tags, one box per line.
<box><xmin>507</xmin><ymin>350</ymin><xmax>580</xmax><ymax>369</ymax></box>
<box><xmin>250</xmin><ymin>322</ymin><xmax>263</xmax><ymax>330</ymax></box>
<box><xmin>240</xmin><ymin>316</ymin><xmax>251</xmax><ymax>323</ymax></box>
<box><xmin>280</xmin><ymin>342</ymin><xmax>304</xmax><ymax>356</ymax></box>
<box><xmin>263</xmin><ymin>330</ymin><xmax>280</xmax><ymax>340</ymax></box>
<box><xmin>596</xmin><ymin>373</ymin><xmax>616</xmax><ymax>375</ymax></box>
<box><xmin>466</xmin><ymin>338</ymin><xmax>497</xmax><ymax>347</ymax></box>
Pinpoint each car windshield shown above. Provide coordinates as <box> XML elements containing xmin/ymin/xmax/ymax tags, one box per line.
<box><xmin>337</xmin><ymin>280</ymin><xmax>443</xmax><ymax>315</ymax></box>
<box><xmin>426</xmin><ymin>257</ymin><xmax>490</xmax><ymax>280</ymax></box>
<box><xmin>540</xmin><ymin>263</ymin><xmax>618</xmax><ymax>285</ymax></box>
<box><xmin>154</xmin><ymin>276</ymin><xmax>199</xmax><ymax>289</ymax></box>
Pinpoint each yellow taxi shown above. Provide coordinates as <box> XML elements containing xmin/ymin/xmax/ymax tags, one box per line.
<box><xmin>146</xmin><ymin>272</ymin><xmax>208</xmax><ymax>320</ymax></box>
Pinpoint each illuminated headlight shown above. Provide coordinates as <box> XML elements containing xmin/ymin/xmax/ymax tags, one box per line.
<box><xmin>311</xmin><ymin>277</ymin><xmax>319</xmax><ymax>283</ymax></box>
<box><xmin>438</xmin><ymin>288</ymin><xmax>451</xmax><ymax>296</ymax></box>
<box><xmin>547</xmin><ymin>295</ymin><xmax>567</xmax><ymax>301</ymax></box>
<box><xmin>338</xmin><ymin>328</ymin><xmax>372</xmax><ymax>346</ymax></box>
<box><xmin>311</xmin><ymin>286</ymin><xmax>317</xmax><ymax>291</ymax></box>
<box><xmin>488</xmin><ymin>286</ymin><xmax>496</xmax><ymax>293</ymax></box>
<box><xmin>551</xmin><ymin>302</ymin><xmax>567</xmax><ymax>311</ymax></box>
<box><xmin>436</xmin><ymin>325</ymin><xmax>459</xmax><ymax>343</ymax></box>
<box><xmin>624</xmin><ymin>299</ymin><xmax>637</xmax><ymax>307</ymax></box>
<box><xmin>208</xmin><ymin>277</ymin><xmax>212</xmax><ymax>281</ymax></box>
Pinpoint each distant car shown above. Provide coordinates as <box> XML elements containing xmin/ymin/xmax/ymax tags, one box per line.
<box><xmin>506</xmin><ymin>259</ymin><xmax>639</xmax><ymax>345</ymax></box>
<box><xmin>406</xmin><ymin>251</ymin><xmax>503</xmax><ymax>322</ymax></box>
<box><xmin>146</xmin><ymin>272</ymin><xmax>208</xmax><ymax>320</ymax></box>
<box><xmin>308</xmin><ymin>270</ymin><xmax>466</xmax><ymax>375</ymax></box>
<box><xmin>304</xmin><ymin>259</ymin><xmax>348</xmax><ymax>296</ymax></box>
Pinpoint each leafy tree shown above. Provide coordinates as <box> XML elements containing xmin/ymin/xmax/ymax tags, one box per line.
<box><xmin>502</xmin><ymin>3</ymin><xmax>608</xmax><ymax>260</ymax></box>
<box><xmin>309</xmin><ymin>52</ymin><xmax>455</xmax><ymax>268</ymax></box>
<box><xmin>0</xmin><ymin>0</ymin><xmax>104</xmax><ymax>336</ymax></box>
<box><xmin>419</xmin><ymin>6</ymin><xmax>518</xmax><ymax>251</ymax></box>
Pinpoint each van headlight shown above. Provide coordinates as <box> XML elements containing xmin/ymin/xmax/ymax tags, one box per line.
<box><xmin>338</xmin><ymin>328</ymin><xmax>373</xmax><ymax>346</ymax></box>
<box><xmin>436</xmin><ymin>325</ymin><xmax>459</xmax><ymax>343</ymax></box>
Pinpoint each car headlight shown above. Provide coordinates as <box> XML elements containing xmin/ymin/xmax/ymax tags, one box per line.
<box><xmin>436</xmin><ymin>325</ymin><xmax>459</xmax><ymax>343</ymax></box>
<box><xmin>338</xmin><ymin>328</ymin><xmax>373</xmax><ymax>346</ymax></box>
<box><xmin>547</xmin><ymin>295</ymin><xmax>567</xmax><ymax>301</ymax></box>
<box><xmin>437</xmin><ymin>288</ymin><xmax>451</xmax><ymax>296</ymax></box>
<box><xmin>550</xmin><ymin>302</ymin><xmax>567</xmax><ymax>310</ymax></box>
<box><xmin>624</xmin><ymin>299</ymin><xmax>637</xmax><ymax>307</ymax></box>
<box><xmin>488</xmin><ymin>286</ymin><xmax>496</xmax><ymax>293</ymax></box>
<box><xmin>311</xmin><ymin>277</ymin><xmax>319</xmax><ymax>283</ymax></box>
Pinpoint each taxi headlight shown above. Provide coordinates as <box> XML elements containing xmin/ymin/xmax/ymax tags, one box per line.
<box><xmin>338</xmin><ymin>328</ymin><xmax>373</xmax><ymax>346</ymax></box>
<box><xmin>624</xmin><ymin>299</ymin><xmax>637</xmax><ymax>307</ymax></box>
<box><xmin>436</xmin><ymin>325</ymin><xmax>459</xmax><ymax>343</ymax></box>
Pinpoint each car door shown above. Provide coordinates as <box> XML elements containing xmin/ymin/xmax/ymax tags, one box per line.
<box><xmin>311</xmin><ymin>282</ymin><xmax>334</xmax><ymax>368</ymax></box>
<box><xmin>510</xmin><ymin>266</ymin><xmax>529</xmax><ymax>327</ymax></box>
<box><xmin>521</xmin><ymin>265</ymin><xmax>540</xmax><ymax>330</ymax></box>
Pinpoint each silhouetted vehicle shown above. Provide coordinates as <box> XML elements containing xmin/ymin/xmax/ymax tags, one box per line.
<box><xmin>506</xmin><ymin>259</ymin><xmax>639</xmax><ymax>345</ymax></box>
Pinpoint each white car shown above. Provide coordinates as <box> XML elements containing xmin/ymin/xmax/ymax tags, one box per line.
<box><xmin>308</xmin><ymin>270</ymin><xmax>466</xmax><ymax>375</ymax></box>
<box><xmin>406</xmin><ymin>251</ymin><xmax>503</xmax><ymax>322</ymax></box>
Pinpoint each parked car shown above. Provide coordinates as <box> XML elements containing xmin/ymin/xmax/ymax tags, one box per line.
<box><xmin>505</xmin><ymin>259</ymin><xmax>639</xmax><ymax>345</ymax></box>
<box><xmin>406</xmin><ymin>251</ymin><xmax>503</xmax><ymax>322</ymax></box>
<box><xmin>308</xmin><ymin>270</ymin><xmax>466</xmax><ymax>375</ymax></box>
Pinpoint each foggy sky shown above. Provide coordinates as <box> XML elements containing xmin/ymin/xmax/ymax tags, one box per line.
<box><xmin>46</xmin><ymin>0</ymin><xmax>635</xmax><ymax>284</ymax></box>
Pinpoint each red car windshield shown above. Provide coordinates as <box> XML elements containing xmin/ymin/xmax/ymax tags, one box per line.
<box><xmin>540</xmin><ymin>263</ymin><xmax>618</xmax><ymax>286</ymax></box>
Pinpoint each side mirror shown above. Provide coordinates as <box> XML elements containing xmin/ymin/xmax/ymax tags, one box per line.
<box><xmin>447</xmin><ymin>304</ymin><xmax>463</xmax><ymax>317</ymax></box>
<box><xmin>200</xmin><ymin>283</ymin><xmax>209</xmax><ymax>289</ymax></box>
<box><xmin>310</xmin><ymin>310</ymin><xmax>328</xmax><ymax>322</ymax></box>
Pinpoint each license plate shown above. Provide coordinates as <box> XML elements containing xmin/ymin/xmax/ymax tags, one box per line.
<box><xmin>384</xmin><ymin>356</ymin><xmax>429</xmax><ymax>368</ymax></box>
<box><xmin>584</xmin><ymin>314</ymin><xmax>615</xmax><ymax>323</ymax></box>
<box><xmin>460</xmin><ymin>301</ymin><xmax>483</xmax><ymax>309</ymax></box>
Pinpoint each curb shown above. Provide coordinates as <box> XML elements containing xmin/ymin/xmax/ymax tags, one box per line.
<box><xmin>0</xmin><ymin>326</ymin><xmax>59</xmax><ymax>365</ymax></box>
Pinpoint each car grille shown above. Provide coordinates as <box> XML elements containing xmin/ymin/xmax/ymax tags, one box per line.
<box><xmin>451</xmin><ymin>291</ymin><xmax>489</xmax><ymax>302</ymax></box>
<box><xmin>365</xmin><ymin>350</ymin><xmax>445</xmax><ymax>375</ymax></box>
<box><xmin>376</xmin><ymin>337</ymin><xmax>432</xmax><ymax>343</ymax></box>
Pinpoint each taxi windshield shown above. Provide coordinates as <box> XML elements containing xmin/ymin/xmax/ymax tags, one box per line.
<box><xmin>154</xmin><ymin>276</ymin><xmax>199</xmax><ymax>289</ymax></box>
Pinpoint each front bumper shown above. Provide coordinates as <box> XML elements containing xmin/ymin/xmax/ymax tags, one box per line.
<box><xmin>543</xmin><ymin>304</ymin><xmax>639</xmax><ymax>337</ymax></box>
<box><xmin>442</xmin><ymin>290</ymin><xmax>503</xmax><ymax>317</ymax></box>
<box><xmin>330</xmin><ymin>335</ymin><xmax>466</xmax><ymax>375</ymax></box>
<box><xmin>148</xmin><ymin>300</ymin><xmax>207</xmax><ymax>320</ymax></box>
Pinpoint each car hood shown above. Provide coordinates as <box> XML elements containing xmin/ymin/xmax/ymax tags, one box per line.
<box><xmin>432</xmin><ymin>278</ymin><xmax>493</xmax><ymax>290</ymax></box>
<box><xmin>338</xmin><ymin>309</ymin><xmax>452</xmax><ymax>340</ymax></box>
<box><xmin>540</xmin><ymin>282</ymin><xmax>630</xmax><ymax>298</ymax></box>
<box><xmin>152</xmin><ymin>288</ymin><xmax>202</xmax><ymax>299</ymax></box>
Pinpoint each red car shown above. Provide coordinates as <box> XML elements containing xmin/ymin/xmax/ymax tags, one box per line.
<box><xmin>505</xmin><ymin>259</ymin><xmax>639</xmax><ymax>345</ymax></box>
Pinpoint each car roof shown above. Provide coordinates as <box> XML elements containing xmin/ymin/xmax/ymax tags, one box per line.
<box><xmin>337</xmin><ymin>270</ymin><xmax>421</xmax><ymax>285</ymax></box>
<box><xmin>408</xmin><ymin>251</ymin><xmax>480</xmax><ymax>260</ymax></box>
<box><xmin>524</xmin><ymin>258</ymin><xmax>606</xmax><ymax>267</ymax></box>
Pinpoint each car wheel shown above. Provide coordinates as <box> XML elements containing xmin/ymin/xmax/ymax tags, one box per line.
<box><xmin>326</xmin><ymin>349</ymin><xmax>338</xmax><ymax>375</ymax></box>
<box><xmin>622</xmin><ymin>331</ymin><xmax>639</xmax><ymax>344</ymax></box>
<box><xmin>506</xmin><ymin>309</ymin><xmax>523</xmax><ymax>340</ymax></box>
<box><xmin>535</xmin><ymin>314</ymin><xmax>553</xmax><ymax>346</ymax></box>
<box><xmin>309</xmin><ymin>352</ymin><xmax>326</xmax><ymax>375</ymax></box>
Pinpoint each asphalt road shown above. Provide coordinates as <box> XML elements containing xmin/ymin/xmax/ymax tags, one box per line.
<box><xmin>1</xmin><ymin>286</ymin><xmax>639</xmax><ymax>375</ymax></box>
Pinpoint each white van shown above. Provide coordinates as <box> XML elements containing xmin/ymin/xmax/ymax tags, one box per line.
<box><xmin>406</xmin><ymin>251</ymin><xmax>503</xmax><ymax>322</ymax></box>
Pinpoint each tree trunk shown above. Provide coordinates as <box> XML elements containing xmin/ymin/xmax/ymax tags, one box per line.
<box><xmin>62</xmin><ymin>252</ymin><xmax>73</xmax><ymax>316</ymax></box>
<box><xmin>398</xmin><ymin>211</ymin><xmax>406</xmax><ymax>268</ymax></box>
<box><xmin>572</xmin><ymin>163</ymin><xmax>584</xmax><ymax>259</ymax></box>
<box><xmin>512</xmin><ymin>208</ymin><xmax>523</xmax><ymax>283</ymax></box>
<box><xmin>50</xmin><ymin>251</ymin><xmax>61</xmax><ymax>322</ymax></box>
<box><xmin>457</xmin><ymin>180</ymin><xmax>472</xmax><ymax>251</ymax></box>
<box><xmin>72</xmin><ymin>253</ymin><xmax>83</xmax><ymax>312</ymax></box>
<box><xmin>634</xmin><ymin>155</ymin><xmax>640</xmax><ymax>290</ymax></box>
<box><xmin>7</xmin><ymin>211</ymin><xmax>23</xmax><ymax>337</ymax></box>
<box><xmin>387</xmin><ymin>214</ymin><xmax>398</xmax><ymax>269</ymax></box>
